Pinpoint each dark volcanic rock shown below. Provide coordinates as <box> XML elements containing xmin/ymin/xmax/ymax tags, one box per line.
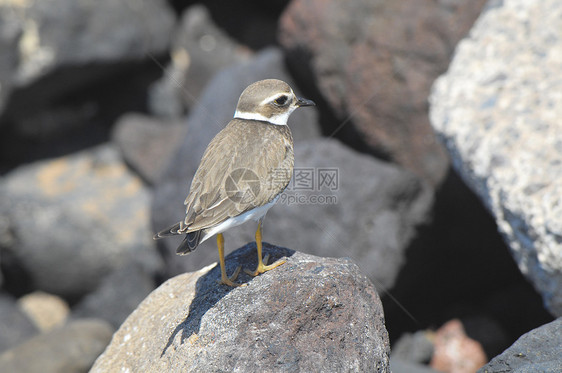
<box><xmin>72</xmin><ymin>261</ymin><xmax>156</xmax><ymax>329</ymax></box>
<box><xmin>392</xmin><ymin>330</ymin><xmax>434</xmax><ymax>365</ymax></box>
<box><xmin>0</xmin><ymin>293</ymin><xmax>38</xmax><ymax>353</ymax></box>
<box><xmin>149</xmin><ymin>4</ymin><xmax>251</xmax><ymax>117</ymax></box>
<box><xmin>155</xmin><ymin>137</ymin><xmax>433</xmax><ymax>293</ymax></box>
<box><xmin>91</xmin><ymin>244</ymin><xmax>391</xmax><ymax>372</ymax></box>
<box><xmin>112</xmin><ymin>113</ymin><xmax>186</xmax><ymax>185</ymax></box>
<box><xmin>0</xmin><ymin>0</ymin><xmax>175</xmax><ymax>170</ymax></box>
<box><xmin>0</xmin><ymin>145</ymin><xmax>162</xmax><ymax>299</ymax></box>
<box><xmin>279</xmin><ymin>0</ymin><xmax>487</xmax><ymax>185</ymax></box>
<box><xmin>0</xmin><ymin>319</ymin><xmax>114</xmax><ymax>373</ymax></box>
<box><xmin>0</xmin><ymin>8</ymin><xmax>19</xmax><ymax>114</ymax></box>
<box><xmin>478</xmin><ymin>318</ymin><xmax>562</xmax><ymax>373</ymax></box>
<box><xmin>0</xmin><ymin>0</ymin><xmax>174</xmax><ymax>115</ymax></box>
<box><xmin>0</xmin><ymin>0</ymin><xmax>173</xmax><ymax>91</ymax></box>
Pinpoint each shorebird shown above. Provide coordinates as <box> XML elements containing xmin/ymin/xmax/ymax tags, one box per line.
<box><xmin>154</xmin><ymin>79</ymin><xmax>315</xmax><ymax>286</ymax></box>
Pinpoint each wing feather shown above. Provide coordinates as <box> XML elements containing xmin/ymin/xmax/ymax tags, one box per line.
<box><xmin>180</xmin><ymin>119</ymin><xmax>293</xmax><ymax>233</ymax></box>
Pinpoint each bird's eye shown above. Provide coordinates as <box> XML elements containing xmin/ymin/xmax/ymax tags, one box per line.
<box><xmin>274</xmin><ymin>95</ymin><xmax>288</xmax><ymax>106</ymax></box>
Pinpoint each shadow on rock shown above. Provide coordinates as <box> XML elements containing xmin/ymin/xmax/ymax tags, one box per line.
<box><xmin>161</xmin><ymin>243</ymin><xmax>295</xmax><ymax>356</ymax></box>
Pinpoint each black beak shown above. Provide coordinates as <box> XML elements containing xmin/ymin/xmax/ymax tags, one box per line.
<box><xmin>296</xmin><ymin>97</ymin><xmax>316</xmax><ymax>107</ymax></box>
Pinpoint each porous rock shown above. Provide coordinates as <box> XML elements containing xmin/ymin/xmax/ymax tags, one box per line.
<box><xmin>478</xmin><ymin>317</ymin><xmax>562</xmax><ymax>373</ymax></box>
<box><xmin>430</xmin><ymin>0</ymin><xmax>562</xmax><ymax>316</ymax></box>
<box><xmin>0</xmin><ymin>319</ymin><xmax>113</xmax><ymax>373</ymax></box>
<box><xmin>111</xmin><ymin>113</ymin><xmax>186</xmax><ymax>185</ymax></box>
<box><xmin>72</xmin><ymin>260</ymin><xmax>156</xmax><ymax>329</ymax></box>
<box><xmin>91</xmin><ymin>244</ymin><xmax>390</xmax><ymax>372</ymax></box>
<box><xmin>0</xmin><ymin>144</ymin><xmax>162</xmax><ymax>298</ymax></box>
<box><xmin>148</xmin><ymin>4</ymin><xmax>251</xmax><ymax>117</ymax></box>
<box><xmin>0</xmin><ymin>293</ymin><xmax>38</xmax><ymax>354</ymax></box>
<box><xmin>279</xmin><ymin>0</ymin><xmax>488</xmax><ymax>185</ymax></box>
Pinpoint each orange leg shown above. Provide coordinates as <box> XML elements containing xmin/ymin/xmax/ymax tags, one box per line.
<box><xmin>216</xmin><ymin>233</ymin><xmax>242</xmax><ymax>287</ymax></box>
<box><xmin>245</xmin><ymin>220</ymin><xmax>286</xmax><ymax>277</ymax></box>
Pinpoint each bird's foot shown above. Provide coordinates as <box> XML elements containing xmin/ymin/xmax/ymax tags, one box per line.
<box><xmin>216</xmin><ymin>265</ymin><xmax>246</xmax><ymax>287</ymax></box>
<box><xmin>244</xmin><ymin>254</ymin><xmax>286</xmax><ymax>277</ymax></box>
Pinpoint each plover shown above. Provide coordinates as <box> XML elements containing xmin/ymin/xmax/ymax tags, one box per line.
<box><xmin>154</xmin><ymin>79</ymin><xmax>315</xmax><ymax>286</ymax></box>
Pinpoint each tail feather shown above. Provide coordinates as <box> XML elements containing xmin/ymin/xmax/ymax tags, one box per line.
<box><xmin>176</xmin><ymin>230</ymin><xmax>203</xmax><ymax>255</ymax></box>
<box><xmin>153</xmin><ymin>222</ymin><xmax>182</xmax><ymax>240</ymax></box>
<box><xmin>154</xmin><ymin>222</ymin><xmax>203</xmax><ymax>255</ymax></box>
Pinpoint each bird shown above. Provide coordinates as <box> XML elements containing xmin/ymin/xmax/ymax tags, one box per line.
<box><xmin>154</xmin><ymin>79</ymin><xmax>315</xmax><ymax>286</ymax></box>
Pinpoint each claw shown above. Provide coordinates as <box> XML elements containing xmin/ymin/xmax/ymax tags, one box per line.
<box><xmin>217</xmin><ymin>265</ymin><xmax>245</xmax><ymax>287</ymax></box>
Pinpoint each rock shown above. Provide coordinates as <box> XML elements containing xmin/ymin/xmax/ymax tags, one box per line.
<box><xmin>478</xmin><ymin>317</ymin><xmax>562</xmax><ymax>373</ymax></box>
<box><xmin>18</xmin><ymin>292</ymin><xmax>69</xmax><ymax>332</ymax></box>
<box><xmin>381</xmin><ymin>170</ymin><xmax>555</xmax><ymax>347</ymax></box>
<box><xmin>279</xmin><ymin>0</ymin><xmax>488</xmax><ymax>185</ymax></box>
<box><xmin>392</xmin><ymin>330</ymin><xmax>434</xmax><ymax>364</ymax></box>
<box><xmin>0</xmin><ymin>0</ymin><xmax>175</xmax><ymax>169</ymax></box>
<box><xmin>155</xmin><ymin>137</ymin><xmax>433</xmax><ymax>293</ymax></box>
<box><xmin>91</xmin><ymin>244</ymin><xmax>391</xmax><ymax>372</ymax></box>
<box><xmin>0</xmin><ymin>0</ymin><xmax>174</xmax><ymax>89</ymax></box>
<box><xmin>430</xmin><ymin>319</ymin><xmax>487</xmax><ymax>373</ymax></box>
<box><xmin>0</xmin><ymin>8</ymin><xmax>20</xmax><ymax>114</ymax></box>
<box><xmin>0</xmin><ymin>144</ymin><xmax>162</xmax><ymax>299</ymax></box>
<box><xmin>152</xmin><ymin>47</ymin><xmax>322</xmax><ymax>267</ymax></box>
<box><xmin>0</xmin><ymin>293</ymin><xmax>38</xmax><ymax>354</ymax></box>
<box><xmin>72</xmin><ymin>260</ymin><xmax>156</xmax><ymax>329</ymax></box>
<box><xmin>148</xmin><ymin>4</ymin><xmax>251</xmax><ymax>117</ymax></box>
<box><xmin>111</xmin><ymin>113</ymin><xmax>186</xmax><ymax>185</ymax></box>
<box><xmin>390</xmin><ymin>358</ymin><xmax>441</xmax><ymax>373</ymax></box>
<box><xmin>430</xmin><ymin>0</ymin><xmax>562</xmax><ymax>316</ymax></box>
<box><xmin>0</xmin><ymin>319</ymin><xmax>114</xmax><ymax>373</ymax></box>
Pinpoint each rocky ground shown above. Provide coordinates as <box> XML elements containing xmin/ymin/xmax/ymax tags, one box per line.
<box><xmin>0</xmin><ymin>1</ymin><xmax>560</xmax><ymax>372</ymax></box>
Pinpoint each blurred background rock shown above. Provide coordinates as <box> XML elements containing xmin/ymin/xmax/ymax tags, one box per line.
<box><xmin>0</xmin><ymin>0</ymin><xmax>559</xmax><ymax>372</ymax></box>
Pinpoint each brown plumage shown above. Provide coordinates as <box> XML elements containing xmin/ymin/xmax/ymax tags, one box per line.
<box><xmin>154</xmin><ymin>79</ymin><xmax>314</xmax><ymax>286</ymax></box>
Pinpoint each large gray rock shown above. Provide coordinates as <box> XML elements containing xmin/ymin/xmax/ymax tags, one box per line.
<box><xmin>72</xmin><ymin>261</ymin><xmax>156</xmax><ymax>329</ymax></box>
<box><xmin>478</xmin><ymin>318</ymin><xmax>562</xmax><ymax>373</ymax></box>
<box><xmin>111</xmin><ymin>113</ymin><xmax>186</xmax><ymax>185</ymax></box>
<box><xmin>0</xmin><ymin>293</ymin><xmax>38</xmax><ymax>353</ymax></box>
<box><xmin>90</xmin><ymin>244</ymin><xmax>391</xmax><ymax>372</ymax></box>
<box><xmin>0</xmin><ymin>319</ymin><xmax>114</xmax><ymax>373</ymax></box>
<box><xmin>154</xmin><ymin>137</ymin><xmax>432</xmax><ymax>292</ymax></box>
<box><xmin>0</xmin><ymin>145</ymin><xmax>162</xmax><ymax>298</ymax></box>
<box><xmin>0</xmin><ymin>0</ymin><xmax>175</xmax><ymax>170</ymax></box>
<box><xmin>430</xmin><ymin>0</ymin><xmax>562</xmax><ymax>316</ymax></box>
<box><xmin>279</xmin><ymin>0</ymin><xmax>488</xmax><ymax>185</ymax></box>
<box><xmin>148</xmin><ymin>4</ymin><xmax>251</xmax><ymax>118</ymax></box>
<box><xmin>0</xmin><ymin>7</ymin><xmax>20</xmax><ymax>114</ymax></box>
<box><xmin>0</xmin><ymin>0</ymin><xmax>174</xmax><ymax>88</ymax></box>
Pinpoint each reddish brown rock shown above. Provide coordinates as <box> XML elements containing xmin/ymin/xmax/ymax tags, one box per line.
<box><xmin>430</xmin><ymin>319</ymin><xmax>487</xmax><ymax>373</ymax></box>
<box><xmin>279</xmin><ymin>0</ymin><xmax>487</xmax><ymax>185</ymax></box>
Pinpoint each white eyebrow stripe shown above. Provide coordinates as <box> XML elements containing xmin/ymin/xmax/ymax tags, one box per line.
<box><xmin>259</xmin><ymin>89</ymin><xmax>295</xmax><ymax>106</ymax></box>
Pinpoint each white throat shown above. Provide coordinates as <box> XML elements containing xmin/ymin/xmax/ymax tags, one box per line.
<box><xmin>234</xmin><ymin>109</ymin><xmax>295</xmax><ymax>126</ymax></box>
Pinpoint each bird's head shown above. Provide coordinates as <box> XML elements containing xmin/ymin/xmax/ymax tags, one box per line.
<box><xmin>234</xmin><ymin>79</ymin><xmax>315</xmax><ymax>125</ymax></box>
